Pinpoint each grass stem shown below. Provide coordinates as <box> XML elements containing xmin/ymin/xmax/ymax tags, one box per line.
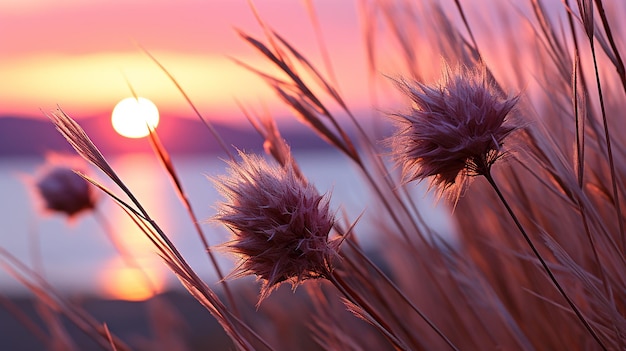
<box><xmin>484</xmin><ymin>170</ymin><xmax>607</xmax><ymax>350</ymax></box>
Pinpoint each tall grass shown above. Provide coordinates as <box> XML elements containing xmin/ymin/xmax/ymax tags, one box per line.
<box><xmin>3</xmin><ymin>0</ymin><xmax>625</xmax><ymax>350</ymax></box>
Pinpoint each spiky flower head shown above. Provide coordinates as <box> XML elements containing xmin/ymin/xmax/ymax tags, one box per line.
<box><xmin>213</xmin><ymin>152</ymin><xmax>337</xmax><ymax>303</ymax></box>
<box><xmin>32</xmin><ymin>154</ymin><xmax>97</xmax><ymax>219</ymax></box>
<box><xmin>389</xmin><ymin>64</ymin><xmax>520</xmax><ymax>198</ymax></box>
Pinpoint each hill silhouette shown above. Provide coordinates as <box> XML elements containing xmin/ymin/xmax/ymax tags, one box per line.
<box><xmin>0</xmin><ymin>115</ymin><xmax>332</xmax><ymax>157</ymax></box>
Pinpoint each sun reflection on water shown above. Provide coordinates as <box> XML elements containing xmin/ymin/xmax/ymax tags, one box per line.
<box><xmin>97</xmin><ymin>154</ymin><xmax>172</xmax><ymax>301</ymax></box>
<box><xmin>99</xmin><ymin>257</ymin><xmax>165</xmax><ymax>301</ymax></box>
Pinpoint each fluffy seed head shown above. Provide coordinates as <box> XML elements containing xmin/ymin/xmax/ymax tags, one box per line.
<box><xmin>389</xmin><ymin>65</ymin><xmax>520</xmax><ymax>197</ymax></box>
<box><xmin>213</xmin><ymin>152</ymin><xmax>337</xmax><ymax>303</ymax></box>
<box><xmin>33</xmin><ymin>154</ymin><xmax>97</xmax><ymax>218</ymax></box>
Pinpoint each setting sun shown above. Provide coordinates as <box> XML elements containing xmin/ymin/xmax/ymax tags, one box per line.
<box><xmin>111</xmin><ymin>97</ymin><xmax>160</xmax><ymax>138</ymax></box>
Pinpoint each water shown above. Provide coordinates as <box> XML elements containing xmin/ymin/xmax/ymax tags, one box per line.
<box><xmin>0</xmin><ymin>151</ymin><xmax>453</xmax><ymax>299</ymax></box>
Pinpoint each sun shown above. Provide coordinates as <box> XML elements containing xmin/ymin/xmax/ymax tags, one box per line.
<box><xmin>111</xmin><ymin>97</ymin><xmax>160</xmax><ymax>138</ymax></box>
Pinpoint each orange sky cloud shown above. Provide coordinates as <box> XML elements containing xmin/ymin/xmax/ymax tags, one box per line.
<box><xmin>0</xmin><ymin>0</ymin><xmax>373</xmax><ymax>124</ymax></box>
<box><xmin>1</xmin><ymin>0</ymin><xmax>562</xmax><ymax>127</ymax></box>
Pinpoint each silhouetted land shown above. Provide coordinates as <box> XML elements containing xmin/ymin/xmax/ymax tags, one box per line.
<box><xmin>0</xmin><ymin>115</ymin><xmax>334</xmax><ymax>157</ymax></box>
<box><xmin>0</xmin><ymin>290</ymin><xmax>234</xmax><ymax>350</ymax></box>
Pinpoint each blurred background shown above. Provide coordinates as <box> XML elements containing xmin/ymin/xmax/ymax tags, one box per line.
<box><xmin>0</xmin><ymin>0</ymin><xmax>383</xmax><ymax>299</ymax></box>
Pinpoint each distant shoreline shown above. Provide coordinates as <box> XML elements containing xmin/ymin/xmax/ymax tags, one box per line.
<box><xmin>0</xmin><ymin>115</ymin><xmax>338</xmax><ymax>157</ymax></box>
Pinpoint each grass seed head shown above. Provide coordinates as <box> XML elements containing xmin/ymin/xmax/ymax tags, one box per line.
<box><xmin>389</xmin><ymin>64</ymin><xmax>521</xmax><ymax>198</ymax></box>
<box><xmin>34</xmin><ymin>155</ymin><xmax>97</xmax><ymax>218</ymax></box>
<box><xmin>213</xmin><ymin>152</ymin><xmax>337</xmax><ymax>303</ymax></box>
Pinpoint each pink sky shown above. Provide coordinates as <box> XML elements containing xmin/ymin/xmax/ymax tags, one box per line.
<box><xmin>1</xmin><ymin>0</ymin><xmax>583</xmax><ymax>127</ymax></box>
<box><xmin>0</xmin><ymin>0</ymin><xmax>373</xmax><ymax>124</ymax></box>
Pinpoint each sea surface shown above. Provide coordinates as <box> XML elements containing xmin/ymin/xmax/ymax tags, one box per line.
<box><xmin>0</xmin><ymin>151</ymin><xmax>453</xmax><ymax>299</ymax></box>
